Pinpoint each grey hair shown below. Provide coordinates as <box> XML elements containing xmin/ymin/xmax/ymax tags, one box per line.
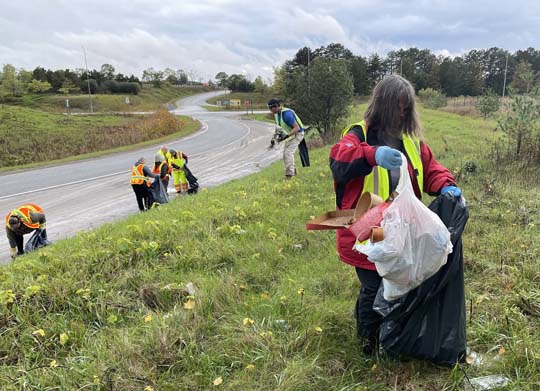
<box><xmin>364</xmin><ymin>74</ymin><xmax>422</xmax><ymax>139</ymax></box>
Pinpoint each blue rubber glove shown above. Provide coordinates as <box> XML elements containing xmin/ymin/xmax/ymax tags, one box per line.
<box><xmin>375</xmin><ymin>146</ymin><xmax>403</xmax><ymax>170</ymax></box>
<box><xmin>441</xmin><ymin>185</ymin><xmax>462</xmax><ymax>197</ymax></box>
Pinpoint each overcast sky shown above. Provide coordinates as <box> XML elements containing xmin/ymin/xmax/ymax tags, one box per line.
<box><xmin>1</xmin><ymin>0</ymin><xmax>539</xmax><ymax>81</ymax></box>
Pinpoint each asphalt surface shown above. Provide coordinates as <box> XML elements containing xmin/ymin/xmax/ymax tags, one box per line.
<box><xmin>0</xmin><ymin>91</ymin><xmax>281</xmax><ymax>264</ymax></box>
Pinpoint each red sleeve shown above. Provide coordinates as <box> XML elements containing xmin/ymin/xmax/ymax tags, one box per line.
<box><xmin>329</xmin><ymin>132</ymin><xmax>377</xmax><ymax>184</ymax></box>
<box><xmin>421</xmin><ymin>143</ymin><xmax>456</xmax><ymax>195</ymax></box>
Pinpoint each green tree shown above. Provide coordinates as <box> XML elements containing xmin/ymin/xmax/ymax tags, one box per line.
<box><xmin>142</xmin><ymin>68</ymin><xmax>163</xmax><ymax>87</ymax></box>
<box><xmin>215</xmin><ymin>72</ymin><xmax>228</xmax><ymax>87</ymax></box>
<box><xmin>289</xmin><ymin>57</ymin><xmax>353</xmax><ymax>142</ymax></box>
<box><xmin>27</xmin><ymin>79</ymin><xmax>52</xmax><ymax>93</ymax></box>
<box><xmin>367</xmin><ymin>54</ymin><xmax>384</xmax><ymax>88</ymax></box>
<box><xmin>58</xmin><ymin>80</ymin><xmax>78</xmax><ymax>94</ymax></box>
<box><xmin>226</xmin><ymin>74</ymin><xmax>254</xmax><ymax>92</ymax></box>
<box><xmin>100</xmin><ymin>64</ymin><xmax>116</xmax><ymax>80</ymax></box>
<box><xmin>253</xmin><ymin>76</ymin><xmax>267</xmax><ymax>94</ymax></box>
<box><xmin>0</xmin><ymin>64</ymin><xmax>21</xmax><ymax>96</ymax></box>
<box><xmin>478</xmin><ymin>89</ymin><xmax>500</xmax><ymax>119</ymax></box>
<box><xmin>463</xmin><ymin>50</ymin><xmax>486</xmax><ymax>96</ymax></box>
<box><xmin>350</xmin><ymin>56</ymin><xmax>369</xmax><ymax>95</ymax></box>
<box><xmin>497</xmin><ymin>89</ymin><xmax>540</xmax><ymax>158</ymax></box>
<box><xmin>512</xmin><ymin>60</ymin><xmax>536</xmax><ymax>93</ymax></box>
<box><xmin>163</xmin><ymin>68</ymin><xmax>177</xmax><ymax>84</ymax></box>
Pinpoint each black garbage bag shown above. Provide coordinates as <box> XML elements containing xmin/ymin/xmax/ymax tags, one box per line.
<box><xmin>298</xmin><ymin>138</ymin><xmax>310</xmax><ymax>167</ymax></box>
<box><xmin>184</xmin><ymin>166</ymin><xmax>199</xmax><ymax>194</ymax></box>
<box><xmin>150</xmin><ymin>178</ymin><xmax>169</xmax><ymax>205</ymax></box>
<box><xmin>373</xmin><ymin>193</ymin><xmax>469</xmax><ymax>366</ymax></box>
<box><xmin>24</xmin><ymin>229</ymin><xmax>52</xmax><ymax>253</ymax></box>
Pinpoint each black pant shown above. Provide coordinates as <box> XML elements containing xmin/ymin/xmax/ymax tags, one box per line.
<box><xmin>14</xmin><ymin>232</ymin><xmax>24</xmax><ymax>255</ymax></box>
<box><xmin>355</xmin><ymin>268</ymin><xmax>383</xmax><ymax>341</ymax></box>
<box><xmin>132</xmin><ymin>184</ymin><xmax>150</xmax><ymax>211</ymax></box>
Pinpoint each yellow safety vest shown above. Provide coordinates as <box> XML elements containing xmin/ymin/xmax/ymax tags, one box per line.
<box><xmin>157</xmin><ymin>149</ymin><xmax>173</xmax><ymax>174</ymax></box>
<box><xmin>171</xmin><ymin>152</ymin><xmax>185</xmax><ymax>172</ymax></box>
<box><xmin>341</xmin><ymin>120</ymin><xmax>424</xmax><ymax>200</ymax></box>
<box><xmin>274</xmin><ymin>107</ymin><xmax>304</xmax><ymax>132</ymax></box>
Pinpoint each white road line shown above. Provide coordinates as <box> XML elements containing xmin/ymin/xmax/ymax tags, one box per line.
<box><xmin>0</xmin><ymin>119</ymin><xmax>254</xmax><ymax>200</ymax></box>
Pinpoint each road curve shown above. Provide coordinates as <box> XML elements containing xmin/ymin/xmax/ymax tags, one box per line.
<box><xmin>0</xmin><ymin>91</ymin><xmax>281</xmax><ymax>263</ymax></box>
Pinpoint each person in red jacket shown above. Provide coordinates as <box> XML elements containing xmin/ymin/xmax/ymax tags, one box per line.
<box><xmin>329</xmin><ymin>74</ymin><xmax>461</xmax><ymax>355</ymax></box>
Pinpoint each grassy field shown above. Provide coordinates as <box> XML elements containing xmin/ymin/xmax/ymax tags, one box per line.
<box><xmin>0</xmin><ymin>107</ymin><xmax>538</xmax><ymax>390</ymax></box>
<box><xmin>0</xmin><ymin>106</ymin><xmax>200</xmax><ymax>169</ymax></box>
<box><xmin>16</xmin><ymin>85</ymin><xmax>215</xmax><ymax>113</ymax></box>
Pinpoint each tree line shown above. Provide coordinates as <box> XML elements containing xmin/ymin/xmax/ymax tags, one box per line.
<box><xmin>278</xmin><ymin>44</ymin><xmax>540</xmax><ymax>98</ymax></box>
<box><xmin>214</xmin><ymin>72</ymin><xmax>269</xmax><ymax>94</ymax></box>
<box><xmin>0</xmin><ymin>64</ymin><xmax>211</xmax><ymax>101</ymax></box>
<box><xmin>270</xmin><ymin>44</ymin><xmax>540</xmax><ymax>140</ymax></box>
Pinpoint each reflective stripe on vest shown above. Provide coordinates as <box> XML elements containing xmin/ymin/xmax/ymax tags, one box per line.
<box><xmin>171</xmin><ymin>152</ymin><xmax>185</xmax><ymax>171</ymax></box>
<box><xmin>131</xmin><ymin>164</ymin><xmax>149</xmax><ymax>185</ymax></box>
<box><xmin>153</xmin><ymin>162</ymin><xmax>168</xmax><ymax>179</ymax></box>
<box><xmin>274</xmin><ymin>108</ymin><xmax>304</xmax><ymax>132</ymax></box>
<box><xmin>340</xmin><ymin>120</ymin><xmax>424</xmax><ymax>200</ymax></box>
<box><xmin>157</xmin><ymin>150</ymin><xmax>173</xmax><ymax>174</ymax></box>
<box><xmin>5</xmin><ymin>203</ymin><xmax>43</xmax><ymax>229</ymax></box>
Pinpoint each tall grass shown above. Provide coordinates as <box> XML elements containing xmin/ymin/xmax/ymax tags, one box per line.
<box><xmin>0</xmin><ymin>107</ymin><xmax>199</xmax><ymax>167</ymax></box>
<box><xmin>0</xmin><ymin>108</ymin><xmax>538</xmax><ymax>389</ymax></box>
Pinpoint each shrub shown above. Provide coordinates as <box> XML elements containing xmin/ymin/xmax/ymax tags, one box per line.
<box><xmin>418</xmin><ymin>88</ymin><xmax>447</xmax><ymax>109</ymax></box>
<box><xmin>478</xmin><ymin>89</ymin><xmax>500</xmax><ymax>119</ymax></box>
<box><xmin>79</xmin><ymin>79</ymin><xmax>98</xmax><ymax>94</ymax></box>
<box><xmin>102</xmin><ymin>80</ymin><xmax>140</xmax><ymax>95</ymax></box>
<box><xmin>495</xmin><ymin>89</ymin><xmax>540</xmax><ymax>164</ymax></box>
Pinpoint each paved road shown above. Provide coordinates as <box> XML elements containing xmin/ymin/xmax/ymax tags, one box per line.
<box><xmin>0</xmin><ymin>91</ymin><xmax>281</xmax><ymax>263</ymax></box>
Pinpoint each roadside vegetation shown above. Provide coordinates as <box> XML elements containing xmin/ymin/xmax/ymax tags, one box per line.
<box><xmin>16</xmin><ymin>84</ymin><xmax>214</xmax><ymax>113</ymax></box>
<box><xmin>0</xmin><ymin>106</ymin><xmax>199</xmax><ymax>168</ymax></box>
<box><xmin>1</xmin><ymin>104</ymin><xmax>539</xmax><ymax>390</ymax></box>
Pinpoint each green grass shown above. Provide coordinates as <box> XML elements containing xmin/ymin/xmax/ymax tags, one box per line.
<box><xmin>0</xmin><ymin>108</ymin><xmax>538</xmax><ymax>390</ymax></box>
<box><xmin>17</xmin><ymin>85</ymin><xmax>215</xmax><ymax>113</ymax></box>
<box><xmin>0</xmin><ymin>106</ymin><xmax>199</xmax><ymax>170</ymax></box>
<box><xmin>240</xmin><ymin>112</ymin><xmax>275</xmax><ymax>123</ymax></box>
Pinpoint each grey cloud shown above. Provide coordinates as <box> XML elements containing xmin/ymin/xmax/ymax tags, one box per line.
<box><xmin>2</xmin><ymin>0</ymin><xmax>540</xmax><ymax>80</ymax></box>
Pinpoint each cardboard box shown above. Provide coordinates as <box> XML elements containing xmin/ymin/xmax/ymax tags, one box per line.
<box><xmin>306</xmin><ymin>192</ymin><xmax>390</xmax><ymax>242</ymax></box>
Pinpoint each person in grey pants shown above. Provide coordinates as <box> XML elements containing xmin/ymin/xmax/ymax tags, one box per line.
<box><xmin>268</xmin><ymin>99</ymin><xmax>305</xmax><ymax>179</ymax></box>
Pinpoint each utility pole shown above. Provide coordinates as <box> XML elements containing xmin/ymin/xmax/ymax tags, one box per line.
<box><xmin>307</xmin><ymin>47</ymin><xmax>311</xmax><ymax>96</ymax></box>
<box><xmin>502</xmin><ymin>53</ymin><xmax>509</xmax><ymax>98</ymax></box>
<box><xmin>400</xmin><ymin>57</ymin><xmax>403</xmax><ymax>75</ymax></box>
<box><xmin>82</xmin><ymin>46</ymin><xmax>94</xmax><ymax>113</ymax></box>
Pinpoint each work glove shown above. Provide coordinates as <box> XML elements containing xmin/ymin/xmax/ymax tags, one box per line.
<box><xmin>375</xmin><ymin>146</ymin><xmax>403</xmax><ymax>170</ymax></box>
<box><xmin>278</xmin><ymin>133</ymin><xmax>290</xmax><ymax>142</ymax></box>
<box><xmin>441</xmin><ymin>185</ymin><xmax>462</xmax><ymax>197</ymax></box>
<box><xmin>9</xmin><ymin>247</ymin><xmax>17</xmax><ymax>259</ymax></box>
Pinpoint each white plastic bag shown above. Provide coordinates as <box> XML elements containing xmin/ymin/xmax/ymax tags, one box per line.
<box><xmin>355</xmin><ymin>153</ymin><xmax>452</xmax><ymax>301</ymax></box>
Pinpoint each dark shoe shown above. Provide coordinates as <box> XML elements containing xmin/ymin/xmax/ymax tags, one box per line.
<box><xmin>360</xmin><ymin>335</ymin><xmax>379</xmax><ymax>356</ymax></box>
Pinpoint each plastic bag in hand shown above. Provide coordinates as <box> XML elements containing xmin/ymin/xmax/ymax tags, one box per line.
<box><xmin>355</xmin><ymin>153</ymin><xmax>452</xmax><ymax>300</ymax></box>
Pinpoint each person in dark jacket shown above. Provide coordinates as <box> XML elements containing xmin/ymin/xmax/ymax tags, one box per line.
<box><xmin>152</xmin><ymin>153</ymin><xmax>170</xmax><ymax>189</ymax></box>
<box><xmin>5</xmin><ymin>204</ymin><xmax>46</xmax><ymax>259</ymax></box>
<box><xmin>130</xmin><ymin>157</ymin><xmax>158</xmax><ymax>211</ymax></box>
<box><xmin>329</xmin><ymin>74</ymin><xmax>462</xmax><ymax>355</ymax></box>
